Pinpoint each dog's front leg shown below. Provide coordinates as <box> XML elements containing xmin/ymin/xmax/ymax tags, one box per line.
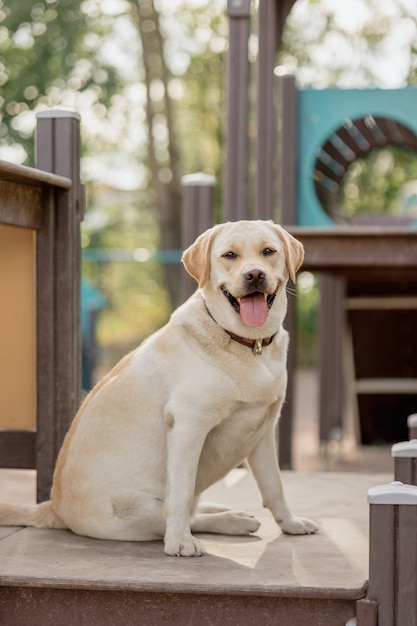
<box><xmin>248</xmin><ymin>421</ymin><xmax>318</xmax><ymax>535</ymax></box>
<box><xmin>164</xmin><ymin>420</ymin><xmax>207</xmax><ymax>557</ymax></box>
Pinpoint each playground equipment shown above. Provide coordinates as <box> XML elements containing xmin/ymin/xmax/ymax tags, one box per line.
<box><xmin>2</xmin><ymin>2</ymin><xmax>417</xmax><ymax>623</ymax></box>
<box><xmin>183</xmin><ymin>1</ymin><xmax>417</xmax><ymax>459</ymax></box>
<box><xmin>296</xmin><ymin>85</ymin><xmax>417</xmax><ymax>226</ymax></box>
<box><xmin>277</xmin><ymin>75</ymin><xmax>417</xmax><ymax>446</ymax></box>
<box><xmin>0</xmin><ymin>110</ymin><xmax>83</xmax><ymax>502</ymax></box>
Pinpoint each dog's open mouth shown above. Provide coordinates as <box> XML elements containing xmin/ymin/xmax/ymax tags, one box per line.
<box><xmin>222</xmin><ymin>289</ymin><xmax>277</xmax><ymax>327</ymax></box>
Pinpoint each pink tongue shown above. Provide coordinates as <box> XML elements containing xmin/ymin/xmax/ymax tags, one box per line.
<box><xmin>238</xmin><ymin>293</ymin><xmax>268</xmax><ymax>327</ymax></box>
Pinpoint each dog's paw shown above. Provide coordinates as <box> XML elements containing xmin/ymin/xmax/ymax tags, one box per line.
<box><xmin>164</xmin><ymin>533</ymin><xmax>206</xmax><ymax>557</ymax></box>
<box><xmin>226</xmin><ymin>511</ymin><xmax>261</xmax><ymax>535</ymax></box>
<box><xmin>279</xmin><ymin>516</ymin><xmax>318</xmax><ymax>535</ymax></box>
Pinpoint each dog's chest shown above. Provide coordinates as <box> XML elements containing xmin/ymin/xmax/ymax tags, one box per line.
<box><xmin>227</xmin><ymin>352</ymin><xmax>286</xmax><ymax>405</ymax></box>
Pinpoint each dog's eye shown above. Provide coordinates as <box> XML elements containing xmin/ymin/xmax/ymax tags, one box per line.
<box><xmin>222</xmin><ymin>251</ymin><xmax>237</xmax><ymax>259</ymax></box>
<box><xmin>262</xmin><ymin>248</ymin><xmax>276</xmax><ymax>256</ymax></box>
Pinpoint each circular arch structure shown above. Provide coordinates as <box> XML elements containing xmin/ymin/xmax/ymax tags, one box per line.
<box><xmin>296</xmin><ymin>86</ymin><xmax>417</xmax><ymax>226</ymax></box>
<box><xmin>314</xmin><ymin>116</ymin><xmax>417</xmax><ymax>224</ymax></box>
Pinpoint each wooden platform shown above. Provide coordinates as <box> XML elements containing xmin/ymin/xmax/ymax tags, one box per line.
<box><xmin>0</xmin><ymin>468</ymin><xmax>392</xmax><ymax>625</ymax></box>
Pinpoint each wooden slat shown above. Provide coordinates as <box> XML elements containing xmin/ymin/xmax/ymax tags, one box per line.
<box><xmin>0</xmin><ymin>430</ymin><xmax>36</xmax><ymax>469</ymax></box>
<box><xmin>355</xmin><ymin>378</ymin><xmax>417</xmax><ymax>394</ymax></box>
<box><xmin>346</xmin><ymin>296</ymin><xmax>417</xmax><ymax>310</ymax></box>
<box><xmin>354</xmin><ymin>118</ymin><xmax>385</xmax><ymax>148</ymax></box>
<box><xmin>320</xmin><ymin>141</ymin><xmax>352</xmax><ymax>169</ymax></box>
<box><xmin>314</xmin><ymin>158</ymin><xmax>344</xmax><ymax>185</ymax></box>
<box><xmin>336</xmin><ymin>125</ymin><xmax>366</xmax><ymax>157</ymax></box>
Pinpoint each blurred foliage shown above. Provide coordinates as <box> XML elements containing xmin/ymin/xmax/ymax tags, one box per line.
<box><xmin>81</xmin><ymin>185</ymin><xmax>171</xmax><ymax>360</ymax></box>
<box><xmin>0</xmin><ymin>0</ymin><xmax>122</xmax><ymax>163</ymax></box>
<box><xmin>3</xmin><ymin>0</ymin><xmax>417</xmax><ymax>368</ymax></box>
<box><xmin>341</xmin><ymin>146</ymin><xmax>417</xmax><ymax>219</ymax></box>
<box><xmin>280</xmin><ymin>0</ymin><xmax>417</xmax><ymax>89</ymax></box>
<box><xmin>295</xmin><ymin>272</ymin><xmax>319</xmax><ymax>367</ymax></box>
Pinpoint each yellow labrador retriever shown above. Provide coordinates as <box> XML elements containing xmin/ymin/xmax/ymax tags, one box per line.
<box><xmin>0</xmin><ymin>220</ymin><xmax>317</xmax><ymax>556</ymax></box>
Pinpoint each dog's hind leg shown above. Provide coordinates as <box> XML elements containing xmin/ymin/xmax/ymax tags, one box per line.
<box><xmin>106</xmin><ymin>491</ymin><xmax>167</xmax><ymax>540</ymax></box>
<box><xmin>60</xmin><ymin>491</ymin><xmax>167</xmax><ymax>541</ymax></box>
<box><xmin>191</xmin><ymin>509</ymin><xmax>260</xmax><ymax>536</ymax></box>
<box><xmin>195</xmin><ymin>501</ymin><xmax>232</xmax><ymax>514</ymax></box>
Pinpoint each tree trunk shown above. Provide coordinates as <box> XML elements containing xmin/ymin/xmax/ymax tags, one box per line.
<box><xmin>132</xmin><ymin>0</ymin><xmax>183</xmax><ymax>307</ymax></box>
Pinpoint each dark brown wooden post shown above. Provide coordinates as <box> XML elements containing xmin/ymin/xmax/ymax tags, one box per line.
<box><xmin>35</xmin><ymin>108</ymin><xmax>83</xmax><ymax>501</ymax></box>
<box><xmin>224</xmin><ymin>0</ymin><xmax>251</xmax><ymax>221</ymax></box>
<box><xmin>392</xmin><ymin>440</ymin><xmax>417</xmax><ymax>485</ymax></box>
<box><xmin>355</xmin><ymin>598</ymin><xmax>378</xmax><ymax>626</ymax></box>
<box><xmin>408</xmin><ymin>413</ymin><xmax>417</xmax><ymax>439</ymax></box>
<box><xmin>365</xmin><ymin>482</ymin><xmax>417</xmax><ymax>626</ymax></box>
<box><xmin>274</xmin><ymin>73</ymin><xmax>298</xmax><ymax>468</ymax></box>
<box><xmin>254</xmin><ymin>0</ymin><xmax>278</xmax><ymax>220</ymax></box>
<box><xmin>254</xmin><ymin>0</ymin><xmax>297</xmax><ymax>219</ymax></box>
<box><xmin>181</xmin><ymin>173</ymin><xmax>216</xmax><ymax>301</ymax></box>
<box><xmin>276</xmin><ymin>74</ymin><xmax>297</xmax><ymax>225</ymax></box>
<box><xmin>319</xmin><ymin>274</ymin><xmax>345</xmax><ymax>444</ymax></box>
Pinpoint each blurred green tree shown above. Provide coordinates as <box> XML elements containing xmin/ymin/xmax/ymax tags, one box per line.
<box><xmin>0</xmin><ymin>0</ymin><xmax>226</xmax><ymax>308</ymax></box>
<box><xmin>0</xmin><ymin>0</ymin><xmax>121</xmax><ymax>163</ymax></box>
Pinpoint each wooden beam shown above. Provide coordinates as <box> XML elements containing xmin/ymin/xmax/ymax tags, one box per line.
<box><xmin>288</xmin><ymin>227</ymin><xmax>417</xmax><ymax>271</ymax></box>
<box><xmin>0</xmin><ymin>180</ymin><xmax>42</xmax><ymax>229</ymax></box>
<box><xmin>0</xmin><ymin>158</ymin><xmax>71</xmax><ymax>189</ymax></box>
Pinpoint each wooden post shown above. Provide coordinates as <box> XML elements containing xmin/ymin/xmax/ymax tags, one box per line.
<box><xmin>355</xmin><ymin>598</ymin><xmax>378</xmax><ymax>626</ymax></box>
<box><xmin>276</xmin><ymin>74</ymin><xmax>297</xmax><ymax>225</ymax></box>
<box><xmin>392</xmin><ymin>440</ymin><xmax>417</xmax><ymax>485</ymax></box>
<box><xmin>35</xmin><ymin>108</ymin><xmax>83</xmax><ymax>501</ymax></box>
<box><xmin>319</xmin><ymin>275</ymin><xmax>345</xmax><ymax>444</ymax></box>
<box><xmin>181</xmin><ymin>173</ymin><xmax>216</xmax><ymax>301</ymax></box>
<box><xmin>365</xmin><ymin>482</ymin><xmax>417</xmax><ymax>626</ymax></box>
<box><xmin>274</xmin><ymin>74</ymin><xmax>298</xmax><ymax>467</ymax></box>
<box><xmin>224</xmin><ymin>0</ymin><xmax>251</xmax><ymax>221</ymax></box>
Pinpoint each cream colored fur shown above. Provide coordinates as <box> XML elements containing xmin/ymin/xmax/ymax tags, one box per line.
<box><xmin>0</xmin><ymin>220</ymin><xmax>317</xmax><ymax>556</ymax></box>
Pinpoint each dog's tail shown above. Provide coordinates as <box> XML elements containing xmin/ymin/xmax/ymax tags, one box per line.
<box><xmin>0</xmin><ymin>501</ymin><xmax>67</xmax><ymax>529</ymax></box>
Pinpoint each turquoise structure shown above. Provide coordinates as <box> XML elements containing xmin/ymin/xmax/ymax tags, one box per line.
<box><xmin>296</xmin><ymin>87</ymin><xmax>417</xmax><ymax>226</ymax></box>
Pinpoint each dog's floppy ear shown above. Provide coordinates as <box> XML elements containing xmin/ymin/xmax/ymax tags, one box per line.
<box><xmin>273</xmin><ymin>224</ymin><xmax>304</xmax><ymax>283</ymax></box>
<box><xmin>182</xmin><ymin>224</ymin><xmax>221</xmax><ymax>288</ymax></box>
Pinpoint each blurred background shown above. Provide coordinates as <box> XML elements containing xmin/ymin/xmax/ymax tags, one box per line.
<box><xmin>1</xmin><ymin>0</ymin><xmax>417</xmax><ymax>385</ymax></box>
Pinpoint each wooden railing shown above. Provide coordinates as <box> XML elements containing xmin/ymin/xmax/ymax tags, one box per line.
<box><xmin>0</xmin><ymin>109</ymin><xmax>83</xmax><ymax>502</ymax></box>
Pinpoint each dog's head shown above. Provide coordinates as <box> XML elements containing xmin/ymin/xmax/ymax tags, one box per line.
<box><xmin>182</xmin><ymin>220</ymin><xmax>304</xmax><ymax>337</ymax></box>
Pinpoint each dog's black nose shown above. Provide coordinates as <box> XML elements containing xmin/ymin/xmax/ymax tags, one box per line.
<box><xmin>244</xmin><ymin>269</ymin><xmax>265</xmax><ymax>285</ymax></box>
